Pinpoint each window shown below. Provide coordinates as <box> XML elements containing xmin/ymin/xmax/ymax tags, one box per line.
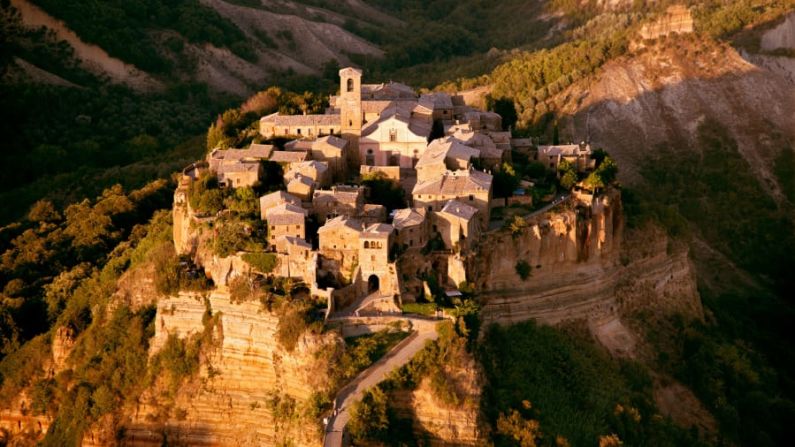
<box><xmin>297</xmin><ymin>128</ymin><xmax>302</xmax><ymax>135</ymax></box>
<box><xmin>389</xmin><ymin>129</ymin><xmax>397</xmax><ymax>142</ymax></box>
<box><xmin>284</xmin><ymin>128</ymin><xmax>289</xmax><ymax>135</ymax></box>
<box><xmin>308</xmin><ymin>128</ymin><xmax>313</xmax><ymax>135</ymax></box>
<box><xmin>364</xmin><ymin>241</ymin><xmax>370</xmax><ymax>248</ymax></box>
<box><xmin>469</xmin><ymin>194</ymin><xmax>474</xmax><ymax>201</ymax></box>
<box><xmin>347</xmin><ymin>78</ymin><xmax>354</xmax><ymax>92</ymax></box>
<box><xmin>271</xmin><ymin>226</ymin><xmax>275</xmax><ymax>231</ymax></box>
<box><xmin>371</xmin><ymin>255</ymin><xmax>375</xmax><ymax>262</ymax></box>
<box><xmin>349</xmin><ymin>120</ymin><xmax>353</xmax><ymax>127</ymax></box>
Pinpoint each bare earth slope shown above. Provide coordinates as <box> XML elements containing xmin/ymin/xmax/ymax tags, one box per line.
<box><xmin>554</xmin><ymin>37</ymin><xmax>795</xmax><ymax>200</ymax></box>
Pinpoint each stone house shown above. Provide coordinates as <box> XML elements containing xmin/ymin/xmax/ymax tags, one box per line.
<box><xmin>318</xmin><ymin>215</ymin><xmax>362</xmax><ymax>253</ymax></box>
<box><xmin>415</xmin><ymin>137</ymin><xmax>480</xmax><ymax>183</ymax></box>
<box><xmin>284</xmin><ymin>160</ymin><xmax>330</xmax><ymax>188</ymax></box>
<box><xmin>537</xmin><ymin>143</ymin><xmax>594</xmax><ymax>173</ymax></box>
<box><xmin>207</xmin><ymin>144</ymin><xmax>274</xmax><ymax>172</ymax></box>
<box><xmin>311</xmin><ymin>185</ymin><xmax>365</xmax><ymax>223</ymax></box>
<box><xmin>392</xmin><ymin>208</ymin><xmax>428</xmax><ymax>249</ymax></box>
<box><xmin>419</xmin><ymin>93</ymin><xmax>454</xmax><ymax>121</ymax></box>
<box><xmin>269</xmin><ymin>150</ymin><xmax>308</xmax><ymax>172</ymax></box>
<box><xmin>285</xmin><ymin>136</ymin><xmax>350</xmax><ymax>182</ymax></box>
<box><xmin>259</xmin><ymin>191</ymin><xmax>302</xmax><ymax>220</ymax></box>
<box><xmin>265</xmin><ymin>203</ymin><xmax>307</xmax><ymax>249</ymax></box>
<box><xmin>433</xmin><ymin>200</ymin><xmax>480</xmax><ymax>251</ymax></box>
<box><xmin>412</xmin><ymin>168</ymin><xmax>493</xmax><ymax>228</ymax></box>
<box><xmin>216</xmin><ymin>160</ymin><xmax>262</xmax><ymax>188</ymax></box>
<box><xmin>286</xmin><ymin>175</ymin><xmax>315</xmax><ymax>202</ymax></box>
<box><xmin>274</xmin><ymin>236</ymin><xmax>315</xmax><ymax>283</ymax></box>
<box><xmin>207</xmin><ymin>144</ymin><xmax>275</xmax><ymax>188</ymax></box>
<box><xmin>260</xmin><ymin>112</ymin><xmax>340</xmax><ymax>139</ymax></box>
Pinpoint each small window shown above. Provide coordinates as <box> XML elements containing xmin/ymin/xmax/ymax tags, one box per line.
<box><xmin>347</xmin><ymin>78</ymin><xmax>354</xmax><ymax>92</ymax></box>
<box><xmin>367</xmin><ymin>149</ymin><xmax>374</xmax><ymax>154</ymax></box>
<box><xmin>389</xmin><ymin>129</ymin><xmax>397</xmax><ymax>142</ymax></box>
<box><xmin>297</xmin><ymin>129</ymin><xmax>302</xmax><ymax>135</ymax></box>
<box><xmin>349</xmin><ymin>120</ymin><xmax>353</xmax><ymax>127</ymax></box>
<box><xmin>364</xmin><ymin>241</ymin><xmax>370</xmax><ymax>249</ymax></box>
<box><xmin>308</xmin><ymin>128</ymin><xmax>313</xmax><ymax>135</ymax></box>
<box><xmin>469</xmin><ymin>194</ymin><xmax>474</xmax><ymax>201</ymax></box>
<box><xmin>371</xmin><ymin>255</ymin><xmax>375</xmax><ymax>262</ymax></box>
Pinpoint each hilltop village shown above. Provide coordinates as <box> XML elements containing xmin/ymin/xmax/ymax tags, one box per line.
<box><xmin>173</xmin><ymin>67</ymin><xmax>598</xmax><ymax>314</ymax></box>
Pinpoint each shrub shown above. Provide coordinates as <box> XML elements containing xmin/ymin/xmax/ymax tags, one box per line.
<box><xmin>188</xmin><ymin>173</ymin><xmax>224</xmax><ymax>215</ymax></box>
<box><xmin>242</xmin><ymin>252</ymin><xmax>279</xmax><ymax>273</ymax></box>
<box><xmin>275</xmin><ymin>302</ymin><xmax>311</xmax><ymax>352</ymax></box>
<box><xmin>348</xmin><ymin>387</ymin><xmax>389</xmax><ymax>441</ymax></box>
<box><xmin>515</xmin><ymin>260</ymin><xmax>532</xmax><ymax>280</ymax></box>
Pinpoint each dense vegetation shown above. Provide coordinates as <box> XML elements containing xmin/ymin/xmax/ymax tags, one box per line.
<box><xmin>0</xmin><ymin>181</ymin><xmax>171</xmax><ymax>356</ymax></box>
<box><xmin>0</xmin><ymin>201</ymin><xmax>216</xmax><ymax>446</ymax></box>
<box><xmin>29</xmin><ymin>0</ymin><xmax>256</xmax><ymax>72</ymax></box>
<box><xmin>624</xmin><ymin>121</ymin><xmax>795</xmax><ymax>445</ymax></box>
<box><xmin>481</xmin><ymin>321</ymin><xmax>702</xmax><ymax>447</ymax></box>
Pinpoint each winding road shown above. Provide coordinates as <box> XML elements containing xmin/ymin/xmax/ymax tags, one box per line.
<box><xmin>322</xmin><ymin>316</ymin><xmax>440</xmax><ymax>447</ymax></box>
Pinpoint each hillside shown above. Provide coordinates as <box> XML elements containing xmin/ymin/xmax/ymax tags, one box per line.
<box><xmin>2</xmin><ymin>2</ymin><xmax>795</xmax><ymax>446</ymax></box>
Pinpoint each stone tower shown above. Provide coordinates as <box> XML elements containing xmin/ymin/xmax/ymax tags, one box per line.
<box><xmin>339</xmin><ymin>67</ymin><xmax>362</xmax><ymax>166</ymax></box>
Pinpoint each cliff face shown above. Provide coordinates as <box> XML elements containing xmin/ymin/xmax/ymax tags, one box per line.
<box><xmin>473</xmin><ymin>189</ymin><xmax>700</xmax><ymax>326</ymax></box>
<box><xmin>120</xmin><ymin>292</ymin><xmax>341</xmax><ymax>447</ymax></box>
<box><xmin>555</xmin><ymin>38</ymin><xmax>795</xmax><ymax>196</ymax></box>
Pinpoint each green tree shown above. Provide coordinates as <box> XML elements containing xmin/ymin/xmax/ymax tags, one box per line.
<box><xmin>348</xmin><ymin>387</ymin><xmax>389</xmax><ymax>441</ymax></box>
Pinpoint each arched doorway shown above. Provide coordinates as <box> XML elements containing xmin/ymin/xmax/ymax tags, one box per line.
<box><xmin>367</xmin><ymin>275</ymin><xmax>380</xmax><ymax>293</ymax></box>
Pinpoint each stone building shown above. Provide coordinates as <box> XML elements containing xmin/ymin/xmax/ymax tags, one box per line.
<box><xmin>283</xmin><ymin>160</ymin><xmax>330</xmax><ymax>188</ymax></box>
<box><xmin>312</xmin><ymin>185</ymin><xmax>365</xmax><ymax>223</ymax></box>
<box><xmin>259</xmin><ymin>191</ymin><xmax>302</xmax><ymax>220</ymax></box>
<box><xmin>318</xmin><ymin>215</ymin><xmax>362</xmax><ymax>254</ymax></box>
<box><xmin>358</xmin><ymin>108</ymin><xmax>432</xmax><ymax>168</ymax></box>
<box><xmin>269</xmin><ymin>150</ymin><xmax>308</xmax><ymax>171</ymax></box>
<box><xmin>392</xmin><ymin>208</ymin><xmax>428</xmax><ymax>249</ymax></box>
<box><xmin>286</xmin><ymin>175</ymin><xmax>315</xmax><ymax>201</ymax></box>
<box><xmin>415</xmin><ymin>137</ymin><xmax>480</xmax><ymax>183</ymax></box>
<box><xmin>412</xmin><ymin>168</ymin><xmax>493</xmax><ymax>228</ymax></box>
<box><xmin>537</xmin><ymin>143</ymin><xmax>594</xmax><ymax>173</ymax></box>
<box><xmin>265</xmin><ymin>203</ymin><xmax>307</xmax><ymax>250</ymax></box>
<box><xmin>433</xmin><ymin>200</ymin><xmax>480</xmax><ymax>251</ymax></box>
<box><xmin>259</xmin><ymin>112</ymin><xmax>340</xmax><ymax>139</ymax></box>
<box><xmin>207</xmin><ymin>144</ymin><xmax>274</xmax><ymax>188</ymax></box>
<box><xmin>358</xmin><ymin>223</ymin><xmax>394</xmax><ymax>294</ymax></box>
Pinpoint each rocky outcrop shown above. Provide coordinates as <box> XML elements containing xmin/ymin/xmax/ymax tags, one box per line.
<box><xmin>0</xmin><ymin>390</ymin><xmax>50</xmax><ymax>446</ymax></box>
<box><xmin>760</xmin><ymin>12</ymin><xmax>795</xmax><ymax>51</ymax></box>
<box><xmin>638</xmin><ymin>5</ymin><xmax>694</xmax><ymax>40</ymax></box>
<box><xmin>122</xmin><ymin>291</ymin><xmax>342</xmax><ymax>447</ymax></box>
<box><xmin>473</xmin><ymin>189</ymin><xmax>700</xmax><ymax>326</ymax></box>
<box><xmin>387</xmin><ymin>327</ymin><xmax>482</xmax><ymax>446</ymax></box>
<box><xmin>50</xmin><ymin>326</ymin><xmax>75</xmax><ymax>373</ymax></box>
<box><xmin>554</xmin><ymin>38</ymin><xmax>795</xmax><ymax>197</ymax></box>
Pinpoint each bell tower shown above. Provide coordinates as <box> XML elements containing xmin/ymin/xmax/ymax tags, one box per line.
<box><xmin>339</xmin><ymin>67</ymin><xmax>362</xmax><ymax>166</ymax></box>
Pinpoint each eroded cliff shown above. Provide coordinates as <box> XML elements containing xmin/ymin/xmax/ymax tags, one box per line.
<box><xmin>119</xmin><ymin>292</ymin><xmax>341</xmax><ymax>447</ymax></box>
<box><xmin>473</xmin><ymin>189</ymin><xmax>700</xmax><ymax>327</ymax></box>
